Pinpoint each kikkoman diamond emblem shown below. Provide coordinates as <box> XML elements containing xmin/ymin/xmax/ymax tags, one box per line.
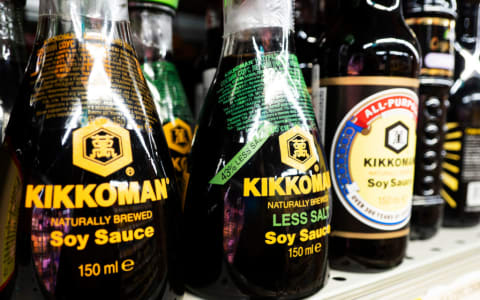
<box><xmin>163</xmin><ymin>119</ymin><xmax>192</xmax><ymax>155</ymax></box>
<box><xmin>279</xmin><ymin>126</ymin><xmax>318</xmax><ymax>172</ymax></box>
<box><xmin>73</xmin><ymin>118</ymin><xmax>133</xmax><ymax>177</ymax></box>
<box><xmin>385</xmin><ymin>121</ymin><xmax>409</xmax><ymax>154</ymax></box>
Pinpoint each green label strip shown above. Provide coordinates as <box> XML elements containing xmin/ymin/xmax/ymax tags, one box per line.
<box><xmin>210</xmin><ymin>122</ymin><xmax>277</xmax><ymax>185</ymax></box>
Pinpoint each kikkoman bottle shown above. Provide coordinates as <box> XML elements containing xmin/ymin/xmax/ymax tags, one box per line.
<box><xmin>443</xmin><ymin>0</ymin><xmax>480</xmax><ymax>227</ymax></box>
<box><xmin>129</xmin><ymin>0</ymin><xmax>195</xmax><ymax>208</ymax></box>
<box><xmin>193</xmin><ymin>0</ymin><xmax>223</xmax><ymax>120</ymax></box>
<box><xmin>319</xmin><ymin>0</ymin><xmax>420</xmax><ymax>270</ymax></box>
<box><xmin>0</xmin><ymin>0</ymin><xmax>26</xmax><ymax>143</ymax></box>
<box><xmin>0</xmin><ymin>0</ymin><xmax>183</xmax><ymax>299</ymax></box>
<box><xmin>404</xmin><ymin>0</ymin><xmax>456</xmax><ymax>240</ymax></box>
<box><xmin>184</xmin><ymin>0</ymin><xmax>331</xmax><ymax>298</ymax></box>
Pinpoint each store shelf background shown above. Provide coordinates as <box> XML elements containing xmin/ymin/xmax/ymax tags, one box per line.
<box><xmin>185</xmin><ymin>226</ymin><xmax>480</xmax><ymax>300</ymax></box>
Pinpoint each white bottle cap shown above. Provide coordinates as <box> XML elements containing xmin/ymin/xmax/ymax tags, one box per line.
<box><xmin>224</xmin><ymin>0</ymin><xmax>294</xmax><ymax>35</ymax></box>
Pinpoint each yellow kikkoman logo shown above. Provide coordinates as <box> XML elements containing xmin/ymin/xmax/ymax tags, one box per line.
<box><xmin>279</xmin><ymin>126</ymin><xmax>318</xmax><ymax>172</ymax></box>
<box><xmin>163</xmin><ymin>119</ymin><xmax>192</xmax><ymax>155</ymax></box>
<box><xmin>73</xmin><ymin>118</ymin><xmax>133</xmax><ymax>177</ymax></box>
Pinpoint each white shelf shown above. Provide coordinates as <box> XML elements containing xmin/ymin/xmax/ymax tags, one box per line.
<box><xmin>185</xmin><ymin>225</ymin><xmax>480</xmax><ymax>300</ymax></box>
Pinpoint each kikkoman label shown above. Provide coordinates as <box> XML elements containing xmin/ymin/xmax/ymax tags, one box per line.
<box><xmin>73</xmin><ymin>118</ymin><xmax>133</xmax><ymax>177</ymax></box>
<box><xmin>279</xmin><ymin>126</ymin><xmax>319</xmax><ymax>172</ymax></box>
<box><xmin>331</xmin><ymin>89</ymin><xmax>418</xmax><ymax>231</ymax></box>
<box><xmin>163</xmin><ymin>119</ymin><xmax>193</xmax><ymax>156</ymax></box>
<box><xmin>243</xmin><ymin>126</ymin><xmax>330</xmax><ymax>197</ymax></box>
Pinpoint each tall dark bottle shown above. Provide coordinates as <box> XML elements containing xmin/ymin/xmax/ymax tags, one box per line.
<box><xmin>0</xmin><ymin>0</ymin><xmax>26</xmax><ymax>143</ymax></box>
<box><xmin>404</xmin><ymin>0</ymin><xmax>456</xmax><ymax>239</ymax></box>
<box><xmin>319</xmin><ymin>0</ymin><xmax>420</xmax><ymax>270</ymax></box>
<box><xmin>0</xmin><ymin>0</ymin><xmax>183</xmax><ymax>299</ymax></box>
<box><xmin>295</xmin><ymin>0</ymin><xmax>324</xmax><ymax>137</ymax></box>
<box><xmin>184</xmin><ymin>0</ymin><xmax>331</xmax><ymax>298</ymax></box>
<box><xmin>443</xmin><ymin>0</ymin><xmax>480</xmax><ymax>227</ymax></box>
<box><xmin>130</xmin><ymin>0</ymin><xmax>195</xmax><ymax>207</ymax></box>
<box><xmin>193</xmin><ymin>0</ymin><xmax>223</xmax><ymax>120</ymax></box>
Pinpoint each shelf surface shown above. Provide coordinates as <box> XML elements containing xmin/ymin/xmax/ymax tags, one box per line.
<box><xmin>185</xmin><ymin>225</ymin><xmax>480</xmax><ymax>300</ymax></box>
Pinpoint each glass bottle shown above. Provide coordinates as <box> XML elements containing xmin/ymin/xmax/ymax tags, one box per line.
<box><xmin>295</xmin><ymin>0</ymin><xmax>324</xmax><ymax>139</ymax></box>
<box><xmin>443</xmin><ymin>0</ymin><xmax>480</xmax><ymax>227</ymax></box>
<box><xmin>193</xmin><ymin>0</ymin><xmax>223</xmax><ymax>120</ymax></box>
<box><xmin>0</xmin><ymin>0</ymin><xmax>26</xmax><ymax>143</ymax></box>
<box><xmin>404</xmin><ymin>0</ymin><xmax>456</xmax><ymax>239</ymax></box>
<box><xmin>319</xmin><ymin>0</ymin><xmax>421</xmax><ymax>270</ymax></box>
<box><xmin>1</xmin><ymin>0</ymin><xmax>183</xmax><ymax>299</ymax></box>
<box><xmin>129</xmin><ymin>0</ymin><xmax>195</xmax><ymax>208</ymax></box>
<box><xmin>184</xmin><ymin>0</ymin><xmax>331</xmax><ymax>298</ymax></box>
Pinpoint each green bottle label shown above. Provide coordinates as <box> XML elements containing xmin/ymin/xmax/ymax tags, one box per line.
<box><xmin>142</xmin><ymin>60</ymin><xmax>194</xmax><ymax>208</ymax></box>
<box><xmin>142</xmin><ymin>61</ymin><xmax>194</xmax><ymax>124</ymax></box>
<box><xmin>217</xmin><ymin>53</ymin><xmax>316</xmax><ymax>133</ymax></box>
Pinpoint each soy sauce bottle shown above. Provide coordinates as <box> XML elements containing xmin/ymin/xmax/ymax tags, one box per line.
<box><xmin>443</xmin><ymin>0</ymin><xmax>480</xmax><ymax>227</ymax></box>
<box><xmin>404</xmin><ymin>0</ymin><xmax>456</xmax><ymax>239</ymax></box>
<box><xmin>130</xmin><ymin>0</ymin><xmax>195</xmax><ymax>208</ymax></box>
<box><xmin>184</xmin><ymin>0</ymin><xmax>331</xmax><ymax>298</ymax></box>
<box><xmin>319</xmin><ymin>0</ymin><xmax>421</xmax><ymax>270</ymax></box>
<box><xmin>1</xmin><ymin>0</ymin><xmax>183</xmax><ymax>299</ymax></box>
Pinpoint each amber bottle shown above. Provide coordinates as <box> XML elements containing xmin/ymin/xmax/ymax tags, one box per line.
<box><xmin>319</xmin><ymin>0</ymin><xmax>420</xmax><ymax>270</ymax></box>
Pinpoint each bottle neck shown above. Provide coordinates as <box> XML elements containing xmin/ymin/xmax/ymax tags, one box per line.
<box><xmin>129</xmin><ymin>2</ymin><xmax>174</xmax><ymax>63</ymax></box>
<box><xmin>222</xmin><ymin>27</ymin><xmax>294</xmax><ymax>58</ymax></box>
<box><xmin>457</xmin><ymin>0</ymin><xmax>480</xmax><ymax>50</ymax></box>
<box><xmin>0</xmin><ymin>0</ymin><xmax>15</xmax><ymax>41</ymax></box>
<box><xmin>34</xmin><ymin>0</ymin><xmax>131</xmax><ymax>47</ymax></box>
<box><xmin>39</xmin><ymin>0</ymin><xmax>128</xmax><ymax>21</ymax></box>
<box><xmin>294</xmin><ymin>0</ymin><xmax>318</xmax><ymax>26</ymax></box>
<box><xmin>205</xmin><ymin>5</ymin><xmax>223</xmax><ymax>60</ymax></box>
<box><xmin>0</xmin><ymin>0</ymin><xmax>25</xmax><ymax>64</ymax></box>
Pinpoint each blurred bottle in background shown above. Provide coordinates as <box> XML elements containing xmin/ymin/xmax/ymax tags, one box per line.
<box><xmin>295</xmin><ymin>0</ymin><xmax>325</xmax><ymax>140</ymax></box>
<box><xmin>130</xmin><ymin>0</ymin><xmax>195</xmax><ymax>208</ymax></box>
<box><xmin>0</xmin><ymin>0</ymin><xmax>26</xmax><ymax>142</ymax></box>
<box><xmin>443</xmin><ymin>0</ymin><xmax>480</xmax><ymax>227</ymax></box>
<box><xmin>404</xmin><ymin>0</ymin><xmax>456</xmax><ymax>240</ymax></box>
<box><xmin>193</xmin><ymin>0</ymin><xmax>222</xmax><ymax>120</ymax></box>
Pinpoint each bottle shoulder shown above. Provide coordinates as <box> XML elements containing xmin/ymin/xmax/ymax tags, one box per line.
<box><xmin>319</xmin><ymin>15</ymin><xmax>421</xmax><ymax>78</ymax></box>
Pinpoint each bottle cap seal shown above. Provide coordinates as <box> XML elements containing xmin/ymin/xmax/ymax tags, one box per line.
<box><xmin>224</xmin><ymin>0</ymin><xmax>293</xmax><ymax>35</ymax></box>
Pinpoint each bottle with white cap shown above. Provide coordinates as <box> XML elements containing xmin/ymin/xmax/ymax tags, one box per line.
<box><xmin>184</xmin><ymin>0</ymin><xmax>331</xmax><ymax>298</ymax></box>
<box><xmin>0</xmin><ymin>0</ymin><xmax>183</xmax><ymax>299</ymax></box>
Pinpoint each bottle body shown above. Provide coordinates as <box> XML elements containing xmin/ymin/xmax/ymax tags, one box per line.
<box><xmin>130</xmin><ymin>2</ymin><xmax>195</xmax><ymax>208</ymax></box>
<box><xmin>442</xmin><ymin>0</ymin><xmax>480</xmax><ymax>227</ymax></box>
<box><xmin>2</xmin><ymin>2</ymin><xmax>183</xmax><ymax>299</ymax></box>
<box><xmin>184</xmin><ymin>24</ymin><xmax>331</xmax><ymax>298</ymax></box>
<box><xmin>404</xmin><ymin>0</ymin><xmax>456</xmax><ymax>239</ymax></box>
<box><xmin>319</xmin><ymin>0</ymin><xmax>420</xmax><ymax>270</ymax></box>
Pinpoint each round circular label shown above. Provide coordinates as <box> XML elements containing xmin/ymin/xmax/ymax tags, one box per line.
<box><xmin>330</xmin><ymin>88</ymin><xmax>418</xmax><ymax>230</ymax></box>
